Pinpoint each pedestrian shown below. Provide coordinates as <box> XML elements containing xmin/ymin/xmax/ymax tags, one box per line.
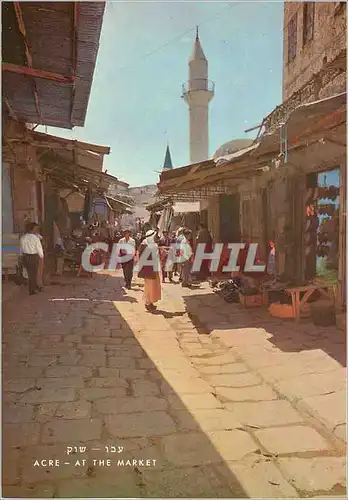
<box><xmin>158</xmin><ymin>230</ymin><xmax>173</xmax><ymax>282</ymax></box>
<box><xmin>181</xmin><ymin>228</ymin><xmax>194</xmax><ymax>287</ymax></box>
<box><xmin>20</xmin><ymin>222</ymin><xmax>44</xmax><ymax>295</ymax></box>
<box><xmin>118</xmin><ymin>229</ymin><xmax>136</xmax><ymax>289</ymax></box>
<box><xmin>138</xmin><ymin>229</ymin><xmax>162</xmax><ymax>311</ymax></box>
<box><xmin>175</xmin><ymin>227</ymin><xmax>185</xmax><ymax>280</ymax></box>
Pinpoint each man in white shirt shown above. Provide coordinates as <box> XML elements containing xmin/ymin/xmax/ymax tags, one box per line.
<box><xmin>118</xmin><ymin>229</ymin><xmax>136</xmax><ymax>289</ymax></box>
<box><xmin>20</xmin><ymin>222</ymin><xmax>44</xmax><ymax>295</ymax></box>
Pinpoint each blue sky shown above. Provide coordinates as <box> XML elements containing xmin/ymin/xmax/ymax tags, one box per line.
<box><xmin>40</xmin><ymin>1</ymin><xmax>284</xmax><ymax>187</ymax></box>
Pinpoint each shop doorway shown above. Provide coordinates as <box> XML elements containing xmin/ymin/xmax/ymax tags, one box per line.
<box><xmin>219</xmin><ymin>194</ymin><xmax>241</xmax><ymax>243</ymax></box>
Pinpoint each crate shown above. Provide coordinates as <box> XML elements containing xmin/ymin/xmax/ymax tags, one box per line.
<box><xmin>239</xmin><ymin>291</ymin><xmax>263</xmax><ymax>307</ymax></box>
<box><xmin>269</xmin><ymin>303</ymin><xmax>294</xmax><ymax>318</ymax></box>
<box><xmin>269</xmin><ymin>302</ymin><xmax>311</xmax><ymax>319</ymax></box>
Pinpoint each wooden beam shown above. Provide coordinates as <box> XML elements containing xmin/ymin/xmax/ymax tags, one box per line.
<box><xmin>2</xmin><ymin>62</ymin><xmax>75</xmax><ymax>84</ymax></box>
<box><xmin>30</xmin><ymin>131</ymin><xmax>110</xmax><ymax>154</ymax></box>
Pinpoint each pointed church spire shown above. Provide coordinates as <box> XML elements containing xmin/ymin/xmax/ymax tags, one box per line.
<box><xmin>190</xmin><ymin>26</ymin><xmax>207</xmax><ymax>61</ymax></box>
<box><xmin>163</xmin><ymin>144</ymin><xmax>173</xmax><ymax>170</ymax></box>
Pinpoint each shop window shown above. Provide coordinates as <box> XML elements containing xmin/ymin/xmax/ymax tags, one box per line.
<box><xmin>287</xmin><ymin>13</ymin><xmax>298</xmax><ymax>63</ymax></box>
<box><xmin>303</xmin><ymin>2</ymin><xmax>314</xmax><ymax>46</ymax></box>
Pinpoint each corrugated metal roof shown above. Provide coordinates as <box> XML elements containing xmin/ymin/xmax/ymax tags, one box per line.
<box><xmin>2</xmin><ymin>2</ymin><xmax>105</xmax><ymax>129</ymax></box>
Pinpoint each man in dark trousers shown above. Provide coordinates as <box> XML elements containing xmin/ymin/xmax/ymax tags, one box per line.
<box><xmin>20</xmin><ymin>222</ymin><xmax>44</xmax><ymax>295</ymax></box>
<box><xmin>118</xmin><ymin>229</ymin><xmax>136</xmax><ymax>289</ymax></box>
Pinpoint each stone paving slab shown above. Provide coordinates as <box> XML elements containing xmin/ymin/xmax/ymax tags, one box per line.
<box><xmin>277</xmin><ymin>456</ymin><xmax>346</xmax><ymax>494</ymax></box>
<box><xmin>2</xmin><ymin>273</ymin><xmax>346</xmax><ymax>498</ymax></box>
<box><xmin>216</xmin><ymin>384</ymin><xmax>279</xmax><ymax>402</ymax></box>
<box><xmin>298</xmin><ymin>390</ymin><xmax>347</xmax><ymax>433</ymax></box>
<box><xmin>255</xmin><ymin>425</ymin><xmax>332</xmax><ymax>455</ymax></box>
<box><xmin>220</xmin><ymin>457</ymin><xmax>300</xmax><ymax>498</ymax></box>
<box><xmin>225</xmin><ymin>400</ymin><xmax>304</xmax><ymax>428</ymax></box>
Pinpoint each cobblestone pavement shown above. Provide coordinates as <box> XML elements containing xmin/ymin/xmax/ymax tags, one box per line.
<box><xmin>2</xmin><ymin>271</ymin><xmax>346</xmax><ymax>498</ymax></box>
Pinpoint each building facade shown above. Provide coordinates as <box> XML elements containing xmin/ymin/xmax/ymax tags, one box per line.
<box><xmin>283</xmin><ymin>1</ymin><xmax>346</xmax><ymax>100</ymax></box>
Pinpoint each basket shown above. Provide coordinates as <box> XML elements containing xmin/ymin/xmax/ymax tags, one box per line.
<box><xmin>310</xmin><ymin>300</ymin><xmax>336</xmax><ymax>326</ymax></box>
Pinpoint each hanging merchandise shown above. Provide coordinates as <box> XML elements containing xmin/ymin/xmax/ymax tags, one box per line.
<box><xmin>306</xmin><ymin>204</ymin><xmax>316</xmax><ymax>217</ymax></box>
<box><xmin>318</xmin><ymin>204</ymin><xmax>335</xmax><ymax>216</ymax></box>
<box><xmin>318</xmin><ymin>186</ymin><xmax>338</xmax><ymax>200</ymax></box>
<box><xmin>317</xmin><ymin>245</ymin><xmax>330</xmax><ymax>258</ymax></box>
<box><xmin>328</xmin><ymin>185</ymin><xmax>339</xmax><ymax>201</ymax></box>
<box><xmin>53</xmin><ymin>222</ymin><xmax>65</xmax><ymax>251</ymax></box>
<box><xmin>318</xmin><ymin>232</ymin><xmax>330</xmax><ymax>244</ymax></box>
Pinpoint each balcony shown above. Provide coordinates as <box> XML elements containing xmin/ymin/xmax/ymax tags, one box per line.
<box><xmin>181</xmin><ymin>79</ymin><xmax>215</xmax><ymax>96</ymax></box>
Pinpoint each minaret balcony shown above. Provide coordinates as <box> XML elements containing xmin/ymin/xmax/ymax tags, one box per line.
<box><xmin>181</xmin><ymin>79</ymin><xmax>215</xmax><ymax>97</ymax></box>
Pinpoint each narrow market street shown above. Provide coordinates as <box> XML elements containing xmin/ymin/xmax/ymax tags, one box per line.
<box><xmin>2</xmin><ymin>272</ymin><xmax>346</xmax><ymax>498</ymax></box>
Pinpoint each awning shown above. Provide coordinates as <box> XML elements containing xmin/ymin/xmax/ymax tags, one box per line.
<box><xmin>158</xmin><ymin>92</ymin><xmax>346</xmax><ymax>197</ymax></box>
<box><xmin>157</xmin><ymin>147</ymin><xmax>264</xmax><ymax>197</ymax></box>
<box><xmin>256</xmin><ymin>92</ymin><xmax>347</xmax><ymax>157</ymax></box>
<box><xmin>146</xmin><ymin>197</ymin><xmax>173</xmax><ymax>212</ymax></box>
<box><xmin>41</xmin><ymin>151</ymin><xmax>119</xmax><ymax>192</ymax></box>
<box><xmin>106</xmin><ymin>195</ymin><xmax>134</xmax><ymax>212</ymax></box>
<box><xmin>14</xmin><ymin>130</ymin><xmax>129</xmax><ymax>193</ymax></box>
<box><xmin>2</xmin><ymin>2</ymin><xmax>105</xmax><ymax>129</ymax></box>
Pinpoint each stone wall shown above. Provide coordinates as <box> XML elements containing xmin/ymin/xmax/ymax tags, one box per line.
<box><xmin>283</xmin><ymin>2</ymin><xmax>346</xmax><ymax>100</ymax></box>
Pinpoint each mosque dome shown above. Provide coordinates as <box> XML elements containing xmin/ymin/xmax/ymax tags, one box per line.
<box><xmin>213</xmin><ymin>138</ymin><xmax>254</xmax><ymax>159</ymax></box>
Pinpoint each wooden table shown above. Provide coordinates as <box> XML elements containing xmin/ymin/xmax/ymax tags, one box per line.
<box><xmin>285</xmin><ymin>284</ymin><xmax>335</xmax><ymax>322</ymax></box>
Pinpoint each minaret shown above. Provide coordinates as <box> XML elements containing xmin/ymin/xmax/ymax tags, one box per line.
<box><xmin>162</xmin><ymin>144</ymin><xmax>173</xmax><ymax>171</ymax></box>
<box><xmin>182</xmin><ymin>27</ymin><xmax>214</xmax><ymax>164</ymax></box>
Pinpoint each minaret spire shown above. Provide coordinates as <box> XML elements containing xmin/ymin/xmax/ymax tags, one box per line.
<box><xmin>196</xmin><ymin>25</ymin><xmax>199</xmax><ymax>40</ymax></box>
<box><xmin>162</xmin><ymin>144</ymin><xmax>173</xmax><ymax>171</ymax></box>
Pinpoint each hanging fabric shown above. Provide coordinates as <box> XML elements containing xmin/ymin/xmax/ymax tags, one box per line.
<box><xmin>53</xmin><ymin>221</ymin><xmax>64</xmax><ymax>250</ymax></box>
